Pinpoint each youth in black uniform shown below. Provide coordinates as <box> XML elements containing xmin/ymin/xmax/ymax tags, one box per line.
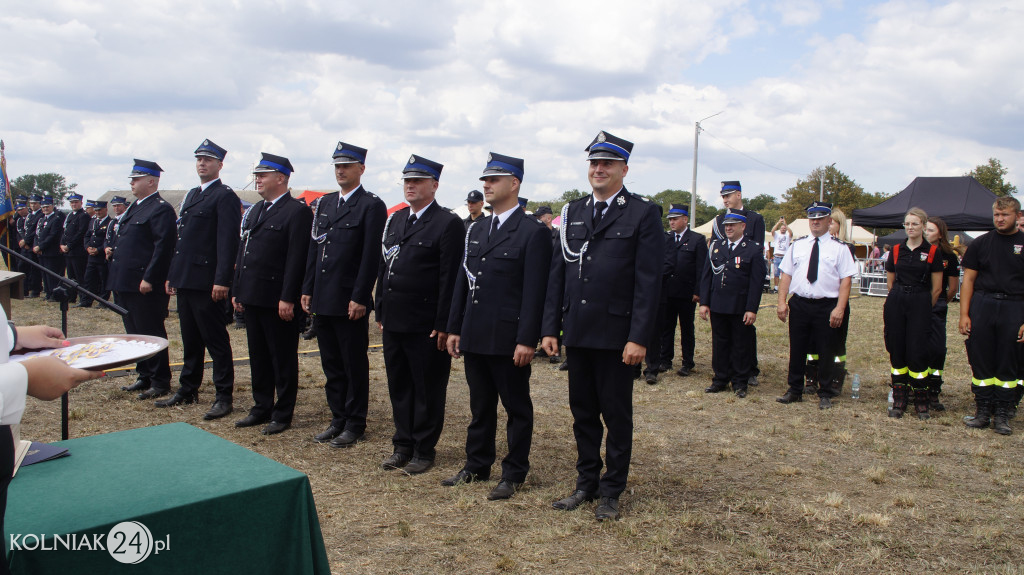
<box><xmin>660</xmin><ymin>204</ymin><xmax>707</xmax><ymax>377</ymax></box>
<box><xmin>375</xmin><ymin>155</ymin><xmax>464</xmax><ymax>475</ymax></box>
<box><xmin>698</xmin><ymin>210</ymin><xmax>765</xmax><ymax>397</ymax></box>
<box><xmin>79</xmin><ymin>201</ymin><xmax>111</xmax><ymax>307</ymax></box>
<box><xmin>59</xmin><ymin>193</ymin><xmax>89</xmax><ymax>303</ymax></box>
<box><xmin>884</xmin><ymin>208</ymin><xmax>943</xmax><ymax>419</ymax></box>
<box><xmin>924</xmin><ymin>217</ymin><xmax>960</xmax><ymax>411</ymax></box>
<box><xmin>33</xmin><ymin>197</ymin><xmax>66</xmax><ymax>300</ymax></box>
<box><xmin>232</xmin><ymin>154</ymin><xmax>312</xmax><ymax>436</ymax></box>
<box><xmin>541</xmin><ymin>131</ymin><xmax>662</xmax><ymax>521</ymax></box>
<box><xmin>302</xmin><ymin>142</ymin><xmax>386</xmax><ymax>447</ymax></box>
<box><xmin>960</xmin><ymin>197</ymin><xmax>1024</xmax><ymax>435</ymax></box>
<box><xmin>161</xmin><ymin>140</ymin><xmax>241</xmax><ymax>419</ymax></box>
<box><xmin>444</xmin><ymin>153</ymin><xmax>551</xmax><ymax>501</ymax></box>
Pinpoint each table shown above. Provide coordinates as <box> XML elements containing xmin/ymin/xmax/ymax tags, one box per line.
<box><xmin>4</xmin><ymin>423</ymin><xmax>330</xmax><ymax>574</ymax></box>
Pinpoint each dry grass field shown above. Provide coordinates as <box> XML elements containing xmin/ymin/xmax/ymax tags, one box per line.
<box><xmin>11</xmin><ymin>293</ymin><xmax>1024</xmax><ymax>574</ymax></box>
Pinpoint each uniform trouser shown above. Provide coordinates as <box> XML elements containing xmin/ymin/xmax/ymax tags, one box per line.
<box><xmin>382</xmin><ymin>329</ymin><xmax>451</xmax><ymax>460</ymax></box>
<box><xmin>22</xmin><ymin>250</ymin><xmax>41</xmax><ymax>294</ymax></box>
<box><xmin>965</xmin><ymin>294</ymin><xmax>1024</xmax><ymax>403</ymax></box>
<box><xmin>118</xmin><ymin>290</ymin><xmax>172</xmax><ymax>390</ymax></box>
<box><xmin>566</xmin><ymin>346</ymin><xmax>633</xmax><ymax>499</ymax></box>
<box><xmin>709</xmin><ymin>312</ymin><xmax>754</xmax><ymax>391</ymax></box>
<box><xmin>660</xmin><ymin>297</ymin><xmax>697</xmax><ymax>369</ymax></box>
<box><xmin>805</xmin><ymin>304</ymin><xmax>850</xmax><ymax>397</ymax></box>
<box><xmin>644</xmin><ymin>296</ymin><xmax>668</xmax><ymax>374</ymax></box>
<box><xmin>0</xmin><ymin>426</ymin><xmax>12</xmax><ymax>575</ymax></box>
<box><xmin>79</xmin><ymin>258</ymin><xmax>109</xmax><ymax>306</ymax></box>
<box><xmin>316</xmin><ymin>314</ymin><xmax>370</xmax><ymax>434</ymax></box>
<box><xmin>243</xmin><ymin>305</ymin><xmax>303</xmax><ymax>424</ymax></box>
<box><xmin>929</xmin><ymin>299</ymin><xmax>949</xmax><ymax>380</ymax></box>
<box><xmin>462</xmin><ymin>352</ymin><xmax>533</xmax><ymax>483</ymax></box>
<box><xmin>64</xmin><ymin>254</ymin><xmax>87</xmax><ymax>301</ymax></box>
<box><xmin>786</xmin><ymin>296</ymin><xmax>840</xmax><ymax>396</ymax></box>
<box><xmin>177</xmin><ymin>288</ymin><xmax>234</xmax><ymax>401</ymax></box>
<box><xmin>884</xmin><ymin>288</ymin><xmax>932</xmax><ymax>389</ymax></box>
<box><xmin>39</xmin><ymin>255</ymin><xmax>64</xmax><ymax>297</ymax></box>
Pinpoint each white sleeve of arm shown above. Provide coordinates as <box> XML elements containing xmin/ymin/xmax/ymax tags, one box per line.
<box><xmin>0</xmin><ymin>363</ymin><xmax>29</xmax><ymax>425</ymax></box>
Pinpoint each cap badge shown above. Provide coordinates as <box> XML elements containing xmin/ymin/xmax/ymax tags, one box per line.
<box><xmin>408</xmin><ymin>155</ymin><xmax>415</xmax><ymax>164</ymax></box>
<box><xmin>597</xmin><ymin>132</ymin><xmax>606</xmax><ymax>143</ymax></box>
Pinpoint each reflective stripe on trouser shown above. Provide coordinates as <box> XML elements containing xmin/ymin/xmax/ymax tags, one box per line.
<box><xmin>965</xmin><ymin>294</ymin><xmax>1024</xmax><ymax>403</ymax></box>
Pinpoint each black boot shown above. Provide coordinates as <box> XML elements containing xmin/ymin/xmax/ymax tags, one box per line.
<box><xmin>912</xmin><ymin>385</ymin><xmax>930</xmax><ymax>420</ymax></box>
<box><xmin>888</xmin><ymin>384</ymin><xmax>908</xmax><ymax>418</ymax></box>
<box><xmin>992</xmin><ymin>402</ymin><xmax>1012</xmax><ymax>435</ymax></box>
<box><xmin>804</xmin><ymin>360</ymin><xmax>819</xmax><ymax>396</ymax></box>
<box><xmin>828</xmin><ymin>361</ymin><xmax>847</xmax><ymax>398</ymax></box>
<box><xmin>927</xmin><ymin>374</ymin><xmax>945</xmax><ymax>411</ymax></box>
<box><xmin>964</xmin><ymin>400</ymin><xmax>992</xmax><ymax>429</ymax></box>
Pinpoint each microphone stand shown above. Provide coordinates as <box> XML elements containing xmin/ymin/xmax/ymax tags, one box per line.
<box><xmin>0</xmin><ymin>243</ymin><xmax>128</xmax><ymax>440</ymax></box>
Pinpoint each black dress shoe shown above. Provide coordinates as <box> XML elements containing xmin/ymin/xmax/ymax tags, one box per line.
<box><xmin>329</xmin><ymin>430</ymin><xmax>364</xmax><ymax>448</ymax></box>
<box><xmin>552</xmin><ymin>489</ymin><xmax>597</xmax><ymax>511</ymax></box>
<box><xmin>658</xmin><ymin>362</ymin><xmax>672</xmax><ymax>373</ymax></box>
<box><xmin>122</xmin><ymin>378</ymin><xmax>150</xmax><ymax>392</ymax></box>
<box><xmin>819</xmin><ymin>397</ymin><xmax>833</xmax><ymax>410</ymax></box>
<box><xmin>487</xmin><ymin>479</ymin><xmax>522</xmax><ymax>500</ymax></box>
<box><xmin>748</xmin><ymin>375</ymin><xmax>760</xmax><ymax>387</ymax></box>
<box><xmin>776</xmin><ymin>391</ymin><xmax>803</xmax><ymax>404</ymax></box>
<box><xmin>261</xmin><ymin>421</ymin><xmax>290</xmax><ymax>435</ymax></box>
<box><xmin>645</xmin><ymin>373</ymin><xmax>658</xmax><ymax>385</ymax></box>
<box><xmin>735</xmin><ymin>389</ymin><xmax>747</xmax><ymax>398</ymax></box>
<box><xmin>313</xmin><ymin>425</ymin><xmax>343</xmax><ymax>443</ymax></box>
<box><xmin>676</xmin><ymin>366</ymin><xmax>691</xmax><ymax>377</ymax></box>
<box><xmin>154</xmin><ymin>392</ymin><xmax>199</xmax><ymax>408</ymax></box>
<box><xmin>402</xmin><ymin>457</ymin><xmax>434</xmax><ymax>475</ymax></box>
<box><xmin>381</xmin><ymin>452</ymin><xmax>412</xmax><ymax>470</ymax></box>
<box><xmin>203</xmin><ymin>401</ymin><xmax>233</xmax><ymax>420</ymax></box>
<box><xmin>595</xmin><ymin>497</ymin><xmax>620</xmax><ymax>521</ymax></box>
<box><xmin>441</xmin><ymin>468</ymin><xmax>487</xmax><ymax>487</ymax></box>
<box><xmin>235</xmin><ymin>414</ymin><xmax>270</xmax><ymax>428</ymax></box>
<box><xmin>138</xmin><ymin>388</ymin><xmax>169</xmax><ymax>400</ymax></box>
<box><xmin>548</xmin><ymin>355</ymin><xmax>561</xmax><ymax>364</ymax></box>
<box><xmin>705</xmin><ymin>385</ymin><xmax>727</xmax><ymax>393</ymax></box>
<box><xmin>558</xmin><ymin>361</ymin><xmax>569</xmax><ymax>371</ymax></box>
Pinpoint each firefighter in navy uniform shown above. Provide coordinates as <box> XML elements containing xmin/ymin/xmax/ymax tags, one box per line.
<box><xmin>375</xmin><ymin>154</ymin><xmax>464</xmax><ymax>475</ymax></box>
<box><xmin>59</xmin><ymin>193</ymin><xmax>89</xmax><ymax>303</ymax></box>
<box><xmin>160</xmin><ymin>140</ymin><xmax>241</xmax><ymax>419</ymax></box>
<box><xmin>660</xmin><ymin>204</ymin><xmax>707</xmax><ymax>377</ymax></box>
<box><xmin>232</xmin><ymin>153</ymin><xmax>312</xmax><ymax>436</ymax></box>
<box><xmin>541</xmin><ymin>131</ymin><xmax>662</xmax><ymax>521</ymax></box>
<box><xmin>443</xmin><ymin>153</ymin><xmax>551</xmax><ymax>501</ymax></box>
<box><xmin>107</xmin><ymin>160</ymin><xmax>178</xmax><ymax>400</ymax></box>
<box><xmin>20</xmin><ymin>195</ymin><xmax>44</xmax><ymax>297</ymax></box>
<box><xmin>301</xmin><ymin>141</ymin><xmax>387</xmax><ymax>447</ymax></box>
<box><xmin>11</xmin><ymin>200</ymin><xmax>28</xmax><ymax>275</ymax></box>
<box><xmin>78</xmin><ymin>200</ymin><xmax>111</xmax><ymax>308</ymax></box>
<box><xmin>883</xmin><ymin>207</ymin><xmax>943</xmax><ymax>419</ymax></box>
<box><xmin>463</xmin><ymin>190</ymin><xmax>486</xmax><ymax>229</ymax></box>
<box><xmin>960</xmin><ymin>196</ymin><xmax>1024</xmax><ymax>435</ymax></box>
<box><xmin>698</xmin><ymin>210</ymin><xmax>765</xmax><ymax>398</ymax></box>
<box><xmin>33</xmin><ymin>196</ymin><xmax>66</xmax><ymax>300</ymax></box>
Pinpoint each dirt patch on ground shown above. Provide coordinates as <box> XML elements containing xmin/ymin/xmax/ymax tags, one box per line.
<box><xmin>11</xmin><ymin>294</ymin><xmax>1024</xmax><ymax>574</ymax></box>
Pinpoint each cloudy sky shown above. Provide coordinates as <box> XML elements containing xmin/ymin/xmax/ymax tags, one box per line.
<box><xmin>1</xmin><ymin>0</ymin><xmax>1021</xmax><ymax>208</ymax></box>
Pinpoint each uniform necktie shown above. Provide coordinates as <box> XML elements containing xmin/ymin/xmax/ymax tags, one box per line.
<box><xmin>489</xmin><ymin>216</ymin><xmax>499</xmax><ymax>237</ymax></box>
<box><xmin>807</xmin><ymin>237</ymin><xmax>819</xmax><ymax>284</ymax></box>
<box><xmin>675</xmin><ymin>234</ymin><xmax>682</xmax><ymax>244</ymax></box>
<box><xmin>593</xmin><ymin>201</ymin><xmax>607</xmax><ymax>228</ymax></box>
<box><xmin>257</xmin><ymin>202</ymin><xmax>270</xmax><ymax>223</ymax></box>
<box><xmin>408</xmin><ymin>213</ymin><xmax>418</xmax><ymax>226</ymax></box>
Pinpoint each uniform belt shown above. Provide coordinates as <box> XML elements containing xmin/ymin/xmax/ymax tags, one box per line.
<box><xmin>977</xmin><ymin>291</ymin><xmax>1024</xmax><ymax>301</ymax></box>
<box><xmin>790</xmin><ymin>294</ymin><xmax>837</xmax><ymax>301</ymax></box>
<box><xmin>895</xmin><ymin>284</ymin><xmax>926</xmax><ymax>293</ymax></box>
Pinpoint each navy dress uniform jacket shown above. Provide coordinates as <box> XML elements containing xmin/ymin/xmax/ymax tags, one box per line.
<box><xmin>302</xmin><ymin>186</ymin><xmax>387</xmax><ymax>315</ymax></box>
<box><xmin>22</xmin><ymin>211</ymin><xmax>43</xmax><ymax>249</ymax></box>
<box><xmin>60</xmin><ymin>209</ymin><xmax>89</xmax><ymax>257</ymax></box>
<box><xmin>542</xmin><ymin>190</ymin><xmax>664</xmax><ymax>350</ymax></box>
<box><xmin>167</xmin><ymin>179</ymin><xmax>242</xmax><ymax>290</ymax></box>
<box><xmin>35</xmin><ymin>212</ymin><xmax>66</xmax><ymax>257</ymax></box>
<box><xmin>447</xmin><ymin>208</ymin><xmax>552</xmax><ymax>355</ymax></box>
<box><xmin>233</xmin><ymin>195</ymin><xmax>312</xmax><ymax>308</ymax></box>
<box><xmin>375</xmin><ymin>203</ymin><xmax>465</xmax><ymax>333</ymax></box>
<box><xmin>106</xmin><ymin>195</ymin><xmax>177</xmax><ymax>292</ymax></box>
<box><xmin>664</xmin><ymin>228</ymin><xmax>708</xmax><ymax>300</ymax></box>
<box><xmin>699</xmin><ymin>237</ymin><xmax>766</xmax><ymax>315</ymax></box>
<box><xmin>85</xmin><ymin>216</ymin><xmax>111</xmax><ymax>261</ymax></box>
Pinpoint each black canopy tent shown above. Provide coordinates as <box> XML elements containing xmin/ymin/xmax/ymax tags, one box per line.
<box><xmin>852</xmin><ymin>176</ymin><xmax>997</xmax><ymax>231</ymax></box>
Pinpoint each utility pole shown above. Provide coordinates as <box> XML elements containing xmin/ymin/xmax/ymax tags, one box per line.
<box><xmin>819</xmin><ymin>162</ymin><xmax>836</xmax><ymax>202</ymax></box>
<box><xmin>691</xmin><ymin>112</ymin><xmax>723</xmax><ymax>226</ymax></box>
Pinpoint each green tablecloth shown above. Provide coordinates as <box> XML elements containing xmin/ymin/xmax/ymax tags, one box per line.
<box><xmin>4</xmin><ymin>423</ymin><xmax>329</xmax><ymax>574</ymax></box>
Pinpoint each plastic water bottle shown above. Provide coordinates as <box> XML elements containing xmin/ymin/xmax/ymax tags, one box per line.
<box><xmin>887</xmin><ymin>388</ymin><xmax>894</xmax><ymax>409</ymax></box>
<box><xmin>851</xmin><ymin>374</ymin><xmax>861</xmax><ymax>399</ymax></box>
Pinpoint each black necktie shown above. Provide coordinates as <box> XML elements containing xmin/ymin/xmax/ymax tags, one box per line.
<box><xmin>257</xmin><ymin>202</ymin><xmax>270</xmax><ymax>223</ymax></box>
<box><xmin>676</xmin><ymin>234</ymin><xmax>682</xmax><ymax>244</ymax></box>
<box><xmin>408</xmin><ymin>213</ymin><xmax>418</xmax><ymax>226</ymax></box>
<box><xmin>489</xmin><ymin>217</ymin><xmax>499</xmax><ymax>237</ymax></box>
<box><xmin>593</xmin><ymin>201</ymin><xmax>607</xmax><ymax>228</ymax></box>
<box><xmin>807</xmin><ymin>238</ymin><xmax>819</xmax><ymax>284</ymax></box>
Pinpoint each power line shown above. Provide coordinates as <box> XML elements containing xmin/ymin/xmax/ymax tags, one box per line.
<box><xmin>700</xmin><ymin>129</ymin><xmax>805</xmax><ymax>177</ymax></box>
